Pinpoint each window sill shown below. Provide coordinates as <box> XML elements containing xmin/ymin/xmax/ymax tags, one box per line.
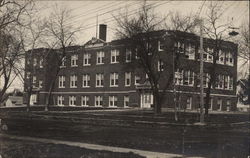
<box><xmin>96</xmin><ymin>86</ymin><xmax>104</xmax><ymax>88</ymax></box>
<box><xmin>71</xmin><ymin>65</ymin><xmax>78</xmax><ymax>67</ymax></box>
<box><xmin>70</xmin><ymin>87</ymin><xmax>77</xmax><ymax>88</ymax></box>
<box><xmin>59</xmin><ymin>87</ymin><xmax>65</xmax><ymax>88</ymax></box>
<box><xmin>83</xmin><ymin>64</ymin><xmax>91</xmax><ymax>66</ymax></box>
<box><xmin>111</xmin><ymin>62</ymin><xmax>119</xmax><ymax>64</ymax></box>
<box><xmin>110</xmin><ymin>85</ymin><xmax>118</xmax><ymax>87</ymax></box>
<box><xmin>96</xmin><ymin>63</ymin><xmax>104</xmax><ymax>65</ymax></box>
<box><xmin>82</xmin><ymin>86</ymin><xmax>90</xmax><ymax>88</ymax></box>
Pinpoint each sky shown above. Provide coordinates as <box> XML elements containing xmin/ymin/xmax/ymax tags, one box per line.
<box><xmin>6</xmin><ymin>0</ymin><xmax>250</xmax><ymax>92</ymax></box>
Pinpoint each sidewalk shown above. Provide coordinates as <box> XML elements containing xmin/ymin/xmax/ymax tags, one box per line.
<box><xmin>0</xmin><ymin>134</ymin><xmax>202</xmax><ymax>158</ymax></box>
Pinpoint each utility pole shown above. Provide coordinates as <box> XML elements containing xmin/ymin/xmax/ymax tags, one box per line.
<box><xmin>199</xmin><ymin>19</ymin><xmax>204</xmax><ymax>123</ymax></box>
<box><xmin>173</xmin><ymin>49</ymin><xmax>178</xmax><ymax>121</ymax></box>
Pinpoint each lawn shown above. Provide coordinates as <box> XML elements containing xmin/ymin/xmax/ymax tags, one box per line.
<box><xmin>0</xmin><ymin>137</ymin><xmax>144</xmax><ymax>158</ymax></box>
<box><xmin>0</xmin><ymin>109</ymin><xmax>249</xmax><ymax>158</ymax></box>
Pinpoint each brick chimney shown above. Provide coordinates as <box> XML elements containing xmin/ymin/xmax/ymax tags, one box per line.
<box><xmin>99</xmin><ymin>24</ymin><xmax>107</xmax><ymax>41</ymax></box>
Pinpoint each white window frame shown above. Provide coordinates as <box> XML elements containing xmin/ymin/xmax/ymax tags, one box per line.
<box><xmin>70</xmin><ymin>75</ymin><xmax>77</xmax><ymax>88</ymax></box>
<box><xmin>217</xmin><ymin>98</ymin><xmax>222</xmax><ymax>111</ymax></box>
<box><xmin>60</xmin><ymin>57</ymin><xmax>66</xmax><ymax>68</ymax></box>
<box><xmin>57</xmin><ymin>96</ymin><xmax>64</xmax><ymax>106</ymax></box>
<box><xmin>226</xmin><ymin>52</ymin><xmax>234</xmax><ymax>66</ymax></box>
<box><xmin>209</xmin><ymin>98</ymin><xmax>213</xmax><ymax>110</ymax></box>
<box><xmin>109</xmin><ymin>96</ymin><xmax>118</xmax><ymax>107</ymax></box>
<box><xmin>81</xmin><ymin>96</ymin><xmax>89</xmax><ymax>106</ymax></box>
<box><xmin>125</xmin><ymin>72</ymin><xmax>131</xmax><ymax>87</ymax></box>
<box><xmin>33</xmin><ymin>58</ymin><xmax>37</xmax><ymax>66</ymax></box>
<box><xmin>135</xmin><ymin>75</ymin><xmax>141</xmax><ymax>85</ymax></box>
<box><xmin>97</xmin><ymin>51</ymin><xmax>104</xmax><ymax>65</ymax></box>
<box><xmin>206</xmin><ymin>47</ymin><xmax>213</xmax><ymax>63</ymax></box>
<box><xmin>39</xmin><ymin>58</ymin><xmax>43</xmax><ymax>68</ymax></box>
<box><xmin>59</xmin><ymin>76</ymin><xmax>65</xmax><ymax>88</ymax></box>
<box><xmin>158</xmin><ymin>41</ymin><xmax>164</xmax><ymax>51</ymax></box>
<box><xmin>39</xmin><ymin>80</ymin><xmax>43</xmax><ymax>88</ymax></box>
<box><xmin>124</xmin><ymin>96</ymin><xmax>129</xmax><ymax>107</ymax></box>
<box><xmin>186</xmin><ymin>97</ymin><xmax>192</xmax><ymax>110</ymax></box>
<box><xmin>32</xmin><ymin>76</ymin><xmax>37</xmax><ymax>85</ymax></box>
<box><xmin>71</xmin><ymin>54</ymin><xmax>78</xmax><ymax>67</ymax></box>
<box><xmin>186</xmin><ymin>43</ymin><xmax>195</xmax><ymax>60</ymax></box>
<box><xmin>110</xmin><ymin>72</ymin><xmax>118</xmax><ymax>87</ymax></box>
<box><xmin>83</xmin><ymin>53</ymin><xmax>91</xmax><ymax>66</ymax></box>
<box><xmin>158</xmin><ymin>60</ymin><xmax>164</xmax><ymax>72</ymax></box>
<box><xmin>125</xmin><ymin>49</ymin><xmax>132</xmax><ymax>62</ymax></box>
<box><xmin>217</xmin><ymin>50</ymin><xmax>224</xmax><ymax>65</ymax></box>
<box><xmin>111</xmin><ymin>49</ymin><xmax>119</xmax><ymax>63</ymax></box>
<box><xmin>95</xmin><ymin>96</ymin><xmax>103</xmax><ymax>107</ymax></box>
<box><xmin>82</xmin><ymin>74</ymin><xmax>90</xmax><ymax>88</ymax></box>
<box><xmin>96</xmin><ymin>73</ymin><xmax>104</xmax><ymax>87</ymax></box>
<box><xmin>69</xmin><ymin>96</ymin><xmax>76</xmax><ymax>106</ymax></box>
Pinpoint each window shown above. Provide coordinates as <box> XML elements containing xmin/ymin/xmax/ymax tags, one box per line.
<box><xmin>57</xmin><ymin>96</ymin><xmax>64</xmax><ymax>106</ymax></box>
<box><xmin>186</xmin><ymin>97</ymin><xmax>192</xmax><ymax>110</ymax></box>
<box><xmin>70</xmin><ymin>75</ymin><xmax>77</xmax><ymax>88</ymax></box>
<box><xmin>60</xmin><ymin>57</ymin><xmax>66</xmax><ymax>67</ymax></box>
<box><xmin>226</xmin><ymin>100</ymin><xmax>231</xmax><ymax>111</ymax></box>
<box><xmin>175</xmin><ymin>41</ymin><xmax>184</xmax><ymax>53</ymax></box>
<box><xmin>215</xmin><ymin>75</ymin><xmax>224</xmax><ymax>89</ymax></box>
<box><xmin>96</xmin><ymin>73</ymin><xmax>104</xmax><ymax>87</ymax></box>
<box><xmin>135</xmin><ymin>48</ymin><xmax>140</xmax><ymax>59</ymax></box>
<box><xmin>183</xmin><ymin>71</ymin><xmax>189</xmax><ymax>85</ymax></box>
<box><xmin>39</xmin><ymin>80</ymin><xmax>43</xmax><ymax>88</ymax></box>
<box><xmin>33</xmin><ymin>58</ymin><xmax>37</xmax><ymax>66</ymax></box>
<box><xmin>109</xmin><ymin>96</ymin><xmax>118</xmax><ymax>107</ymax></box>
<box><xmin>95</xmin><ymin>96</ymin><xmax>103</xmax><ymax>106</ymax></box>
<box><xmin>110</xmin><ymin>73</ymin><xmax>118</xmax><ymax>87</ymax></box>
<box><xmin>39</xmin><ymin>58</ymin><xmax>43</xmax><ymax>68</ymax></box>
<box><xmin>97</xmin><ymin>51</ymin><xmax>104</xmax><ymax>64</ymax></box>
<box><xmin>203</xmin><ymin>73</ymin><xmax>210</xmax><ymax>88</ymax></box>
<box><xmin>125</xmin><ymin>72</ymin><xmax>131</xmax><ymax>86</ymax></box>
<box><xmin>81</xmin><ymin>96</ymin><xmax>89</xmax><ymax>106</ymax></box>
<box><xmin>111</xmin><ymin>49</ymin><xmax>119</xmax><ymax>63</ymax></box>
<box><xmin>217</xmin><ymin>98</ymin><xmax>222</xmax><ymax>111</ymax></box>
<box><xmin>59</xmin><ymin>76</ymin><xmax>65</xmax><ymax>88</ymax></box>
<box><xmin>217</xmin><ymin>50</ymin><xmax>224</xmax><ymax>64</ymax></box>
<box><xmin>175</xmin><ymin>69</ymin><xmax>183</xmax><ymax>85</ymax></box>
<box><xmin>126</xmin><ymin>49</ymin><xmax>132</xmax><ymax>62</ymax></box>
<box><xmin>206</xmin><ymin>47</ymin><xmax>213</xmax><ymax>63</ymax></box>
<box><xmin>69</xmin><ymin>96</ymin><xmax>76</xmax><ymax>106</ymax></box>
<box><xmin>83</xmin><ymin>53</ymin><xmax>91</xmax><ymax>66</ymax></box>
<box><xmin>226</xmin><ymin>52</ymin><xmax>234</xmax><ymax>66</ymax></box>
<box><xmin>124</xmin><ymin>96</ymin><xmax>129</xmax><ymax>107</ymax></box>
<box><xmin>158</xmin><ymin>60</ymin><xmax>164</xmax><ymax>72</ymax></box>
<box><xmin>26</xmin><ymin>72</ymin><xmax>31</xmax><ymax>79</ymax></box>
<box><xmin>188</xmin><ymin>71</ymin><xmax>194</xmax><ymax>86</ymax></box>
<box><xmin>82</xmin><ymin>74</ymin><xmax>90</xmax><ymax>88</ymax></box>
<box><xmin>33</xmin><ymin>76</ymin><xmax>37</xmax><ymax>85</ymax></box>
<box><xmin>158</xmin><ymin>41</ymin><xmax>164</xmax><ymax>51</ymax></box>
<box><xmin>209</xmin><ymin>98</ymin><xmax>213</xmax><ymax>110</ymax></box>
<box><xmin>229</xmin><ymin>76</ymin><xmax>233</xmax><ymax>90</ymax></box>
<box><xmin>71</xmin><ymin>54</ymin><xmax>78</xmax><ymax>67</ymax></box>
<box><xmin>135</xmin><ymin>75</ymin><xmax>141</xmax><ymax>85</ymax></box>
<box><xmin>186</xmin><ymin>43</ymin><xmax>195</xmax><ymax>60</ymax></box>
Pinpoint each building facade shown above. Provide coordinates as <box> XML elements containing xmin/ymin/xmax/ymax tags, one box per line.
<box><xmin>24</xmin><ymin>26</ymin><xmax>238</xmax><ymax>111</ymax></box>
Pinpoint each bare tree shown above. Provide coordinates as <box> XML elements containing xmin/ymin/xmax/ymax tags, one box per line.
<box><xmin>237</xmin><ymin>22</ymin><xmax>249</xmax><ymax>104</ymax></box>
<box><xmin>114</xmin><ymin>2</ymin><xmax>171</xmax><ymax>114</ymax></box>
<box><xmin>165</xmin><ymin>11</ymin><xmax>199</xmax><ymax>33</ymax></box>
<box><xmin>0</xmin><ymin>0</ymin><xmax>31</xmax><ymax>105</ymax></box>
<box><xmin>202</xmin><ymin>2</ymin><xmax>236</xmax><ymax>117</ymax></box>
<box><xmin>43</xmin><ymin>4</ymin><xmax>81</xmax><ymax>110</ymax></box>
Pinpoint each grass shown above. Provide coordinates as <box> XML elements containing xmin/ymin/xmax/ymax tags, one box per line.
<box><xmin>0</xmin><ymin>137</ymin><xmax>145</xmax><ymax>158</ymax></box>
<box><xmin>0</xmin><ymin>109</ymin><xmax>249</xmax><ymax>158</ymax></box>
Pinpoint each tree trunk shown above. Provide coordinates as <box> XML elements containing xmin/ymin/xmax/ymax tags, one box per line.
<box><xmin>153</xmin><ymin>88</ymin><xmax>161</xmax><ymax>114</ymax></box>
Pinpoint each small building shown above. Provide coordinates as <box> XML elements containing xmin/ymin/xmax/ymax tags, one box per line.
<box><xmin>5</xmin><ymin>96</ymin><xmax>23</xmax><ymax>107</ymax></box>
<box><xmin>237</xmin><ymin>79</ymin><xmax>249</xmax><ymax>111</ymax></box>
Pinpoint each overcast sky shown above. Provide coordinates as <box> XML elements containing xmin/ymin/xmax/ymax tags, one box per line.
<box><xmin>8</xmin><ymin>0</ymin><xmax>250</xmax><ymax>92</ymax></box>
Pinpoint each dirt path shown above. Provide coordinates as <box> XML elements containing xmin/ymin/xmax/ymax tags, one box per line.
<box><xmin>0</xmin><ymin>133</ymin><xmax>194</xmax><ymax>158</ymax></box>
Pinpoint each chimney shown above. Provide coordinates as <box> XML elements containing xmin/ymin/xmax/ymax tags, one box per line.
<box><xmin>99</xmin><ymin>24</ymin><xmax>107</xmax><ymax>41</ymax></box>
